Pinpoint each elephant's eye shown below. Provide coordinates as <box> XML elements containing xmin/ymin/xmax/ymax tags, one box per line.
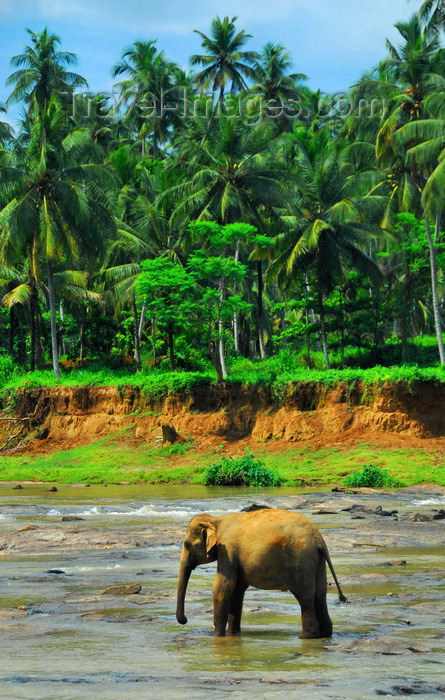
<box><xmin>184</xmin><ymin>541</ymin><xmax>192</xmax><ymax>551</ymax></box>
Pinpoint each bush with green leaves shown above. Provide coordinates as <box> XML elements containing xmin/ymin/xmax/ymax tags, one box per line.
<box><xmin>0</xmin><ymin>354</ymin><xmax>18</xmax><ymax>382</ymax></box>
<box><xmin>203</xmin><ymin>449</ymin><xmax>282</xmax><ymax>486</ymax></box>
<box><xmin>344</xmin><ymin>464</ymin><xmax>404</xmax><ymax>488</ymax></box>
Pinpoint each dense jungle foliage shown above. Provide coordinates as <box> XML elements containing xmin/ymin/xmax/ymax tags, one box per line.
<box><xmin>0</xmin><ymin>3</ymin><xmax>445</xmax><ymax>387</ymax></box>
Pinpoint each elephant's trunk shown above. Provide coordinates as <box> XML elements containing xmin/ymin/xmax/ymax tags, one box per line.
<box><xmin>176</xmin><ymin>552</ymin><xmax>193</xmax><ymax>625</ymax></box>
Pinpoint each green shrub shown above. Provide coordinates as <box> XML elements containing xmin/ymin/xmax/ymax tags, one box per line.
<box><xmin>161</xmin><ymin>439</ymin><xmax>194</xmax><ymax>456</ymax></box>
<box><xmin>0</xmin><ymin>354</ymin><xmax>18</xmax><ymax>382</ymax></box>
<box><xmin>344</xmin><ymin>464</ymin><xmax>404</xmax><ymax>488</ymax></box>
<box><xmin>203</xmin><ymin>449</ymin><xmax>282</xmax><ymax>486</ymax></box>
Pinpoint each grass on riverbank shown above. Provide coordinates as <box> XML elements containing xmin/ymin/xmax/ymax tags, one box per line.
<box><xmin>1</xmin><ymin>352</ymin><xmax>445</xmax><ymax>405</ymax></box>
<box><xmin>0</xmin><ymin>434</ymin><xmax>443</xmax><ymax>486</ymax></box>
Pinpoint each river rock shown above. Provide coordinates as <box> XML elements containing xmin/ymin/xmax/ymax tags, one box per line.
<box><xmin>432</xmin><ymin>509</ymin><xmax>445</xmax><ymax>520</ymax></box>
<box><xmin>62</xmin><ymin>516</ymin><xmax>85</xmax><ymax>521</ymax></box>
<box><xmin>100</xmin><ymin>583</ymin><xmax>142</xmax><ymax>596</ymax></box>
<box><xmin>377</xmin><ymin>683</ymin><xmax>445</xmax><ymax>696</ymax></box>
<box><xmin>338</xmin><ymin>637</ymin><xmax>431</xmax><ymax>655</ymax></box>
<box><xmin>241</xmin><ymin>503</ymin><xmax>271</xmax><ymax>512</ymax></box>
<box><xmin>404</xmin><ymin>513</ymin><xmax>433</xmax><ymax>522</ymax></box>
<box><xmin>312</xmin><ymin>508</ymin><xmax>339</xmax><ymax>514</ymax></box>
<box><xmin>379</xmin><ymin>560</ymin><xmax>407</xmax><ymax>567</ymax></box>
<box><xmin>342</xmin><ymin>505</ymin><xmax>398</xmax><ymax>517</ymax></box>
<box><xmin>106</xmin><ymin>613</ymin><xmax>157</xmax><ymax>623</ymax></box>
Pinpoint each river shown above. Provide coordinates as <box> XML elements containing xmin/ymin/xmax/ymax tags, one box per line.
<box><xmin>0</xmin><ymin>483</ymin><xmax>444</xmax><ymax>699</ymax></box>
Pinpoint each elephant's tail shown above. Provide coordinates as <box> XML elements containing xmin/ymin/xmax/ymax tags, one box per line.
<box><xmin>320</xmin><ymin>542</ymin><xmax>347</xmax><ymax>603</ymax></box>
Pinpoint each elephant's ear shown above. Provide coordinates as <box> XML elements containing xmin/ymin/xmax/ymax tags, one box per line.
<box><xmin>200</xmin><ymin>522</ymin><xmax>217</xmax><ymax>555</ymax></box>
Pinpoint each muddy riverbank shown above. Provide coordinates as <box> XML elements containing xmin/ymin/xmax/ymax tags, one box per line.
<box><xmin>0</xmin><ymin>484</ymin><xmax>444</xmax><ymax>698</ymax></box>
<box><xmin>3</xmin><ymin>380</ymin><xmax>445</xmax><ymax>456</ymax></box>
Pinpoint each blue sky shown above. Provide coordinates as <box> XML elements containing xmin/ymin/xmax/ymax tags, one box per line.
<box><xmin>1</xmin><ymin>0</ymin><xmax>420</xmax><ymax>125</ymax></box>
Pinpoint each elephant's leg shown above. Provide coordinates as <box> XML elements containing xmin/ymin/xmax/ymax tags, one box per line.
<box><xmin>212</xmin><ymin>573</ymin><xmax>236</xmax><ymax>637</ymax></box>
<box><xmin>227</xmin><ymin>580</ymin><xmax>247</xmax><ymax>636</ymax></box>
<box><xmin>294</xmin><ymin>594</ymin><xmax>320</xmax><ymax>639</ymax></box>
<box><xmin>315</xmin><ymin>559</ymin><xmax>332</xmax><ymax>637</ymax></box>
<box><xmin>289</xmin><ymin>567</ymin><xmax>320</xmax><ymax>639</ymax></box>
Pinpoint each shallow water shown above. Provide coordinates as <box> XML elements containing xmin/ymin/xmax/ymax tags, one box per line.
<box><xmin>0</xmin><ymin>484</ymin><xmax>444</xmax><ymax>699</ymax></box>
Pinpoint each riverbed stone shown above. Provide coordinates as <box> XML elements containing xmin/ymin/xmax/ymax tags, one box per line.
<box><xmin>377</xmin><ymin>682</ymin><xmax>445</xmax><ymax>695</ymax></box>
<box><xmin>379</xmin><ymin>560</ymin><xmax>407</xmax><ymax>567</ymax></box>
<box><xmin>241</xmin><ymin>503</ymin><xmax>271</xmax><ymax>512</ymax></box>
<box><xmin>338</xmin><ymin>636</ymin><xmax>431</xmax><ymax>655</ymax></box>
<box><xmin>312</xmin><ymin>508</ymin><xmax>339</xmax><ymax>514</ymax></box>
<box><xmin>100</xmin><ymin>583</ymin><xmax>142</xmax><ymax>596</ymax></box>
<box><xmin>432</xmin><ymin>509</ymin><xmax>445</xmax><ymax>520</ymax></box>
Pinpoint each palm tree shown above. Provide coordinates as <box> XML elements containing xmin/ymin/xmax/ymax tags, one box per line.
<box><xmin>6</xmin><ymin>27</ymin><xmax>87</xmax><ymax>113</ymax></box>
<box><xmin>0</xmin><ymin>97</ymin><xmax>115</xmax><ymax>377</ymax></box>
<box><xmin>271</xmin><ymin>129</ymin><xmax>384</xmax><ymax>369</ymax></box>
<box><xmin>412</xmin><ymin>0</ymin><xmax>445</xmax><ymax>31</ymax></box>
<box><xmin>0</xmin><ymin>104</ymin><xmax>14</xmax><ymax>146</ymax></box>
<box><xmin>191</xmin><ymin>16</ymin><xmax>259</xmax><ymax>101</ymax></box>
<box><xmin>393</xmin><ymin>114</ymin><xmax>445</xmax><ymax>364</ymax></box>
<box><xmin>375</xmin><ymin>15</ymin><xmax>445</xmax><ymax>364</ymax></box>
<box><xmin>250</xmin><ymin>43</ymin><xmax>307</xmax><ymax>130</ymax></box>
<box><xmin>376</xmin><ymin>14</ymin><xmax>444</xmax><ymax>162</ymax></box>
<box><xmin>112</xmin><ymin>40</ymin><xmax>181</xmax><ymax>158</ymax></box>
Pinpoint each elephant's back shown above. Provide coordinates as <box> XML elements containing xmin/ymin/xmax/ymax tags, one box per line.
<box><xmin>243</xmin><ymin>508</ymin><xmax>316</xmax><ymax>531</ymax></box>
<box><xmin>231</xmin><ymin>510</ymin><xmax>321</xmax><ymax>590</ymax></box>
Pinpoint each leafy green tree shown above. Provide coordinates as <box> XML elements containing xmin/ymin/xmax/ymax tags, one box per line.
<box><xmin>136</xmin><ymin>258</ymin><xmax>195</xmax><ymax>369</ymax></box>
<box><xmin>137</xmin><ymin>252</ymin><xmax>249</xmax><ymax>381</ymax></box>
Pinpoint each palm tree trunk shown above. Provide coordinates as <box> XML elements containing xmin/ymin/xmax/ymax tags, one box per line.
<box><xmin>59</xmin><ymin>301</ymin><xmax>67</xmax><ymax>356</ymax></box>
<box><xmin>132</xmin><ymin>295</ymin><xmax>141</xmax><ymax>373</ymax></box>
<box><xmin>340</xmin><ymin>287</ymin><xmax>345</xmax><ymax>369</ymax></box>
<box><xmin>9</xmin><ymin>304</ymin><xmax>15</xmax><ymax>360</ymax></box>
<box><xmin>152</xmin><ymin>318</ymin><xmax>156</xmax><ymax>366</ymax></box>
<box><xmin>257</xmin><ymin>260</ymin><xmax>267</xmax><ymax>359</ymax></box>
<box><xmin>47</xmin><ymin>258</ymin><xmax>61</xmax><ymax>378</ymax></box>
<box><xmin>168</xmin><ymin>326</ymin><xmax>175</xmax><ymax>370</ymax></box>
<box><xmin>274</xmin><ymin>281</ymin><xmax>287</xmax><ymax>346</ymax></box>
<box><xmin>317</xmin><ymin>252</ymin><xmax>330</xmax><ymax>370</ymax></box>
<box><xmin>138</xmin><ymin>303</ymin><xmax>146</xmax><ymax>348</ymax></box>
<box><xmin>79</xmin><ymin>324</ymin><xmax>84</xmax><ymax>366</ymax></box>
<box><xmin>218</xmin><ymin>276</ymin><xmax>228</xmax><ymax>378</ymax></box>
<box><xmin>303</xmin><ymin>274</ymin><xmax>312</xmax><ymax>367</ymax></box>
<box><xmin>29</xmin><ymin>298</ymin><xmax>35</xmax><ymax>372</ymax></box>
<box><xmin>233</xmin><ymin>240</ymin><xmax>240</xmax><ymax>353</ymax></box>
<box><xmin>424</xmin><ymin>213</ymin><xmax>445</xmax><ymax>365</ymax></box>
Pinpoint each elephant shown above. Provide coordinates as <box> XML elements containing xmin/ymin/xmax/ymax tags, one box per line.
<box><xmin>176</xmin><ymin>508</ymin><xmax>346</xmax><ymax>639</ymax></box>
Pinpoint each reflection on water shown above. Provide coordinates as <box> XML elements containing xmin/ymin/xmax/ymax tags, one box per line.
<box><xmin>0</xmin><ymin>483</ymin><xmax>444</xmax><ymax>699</ymax></box>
